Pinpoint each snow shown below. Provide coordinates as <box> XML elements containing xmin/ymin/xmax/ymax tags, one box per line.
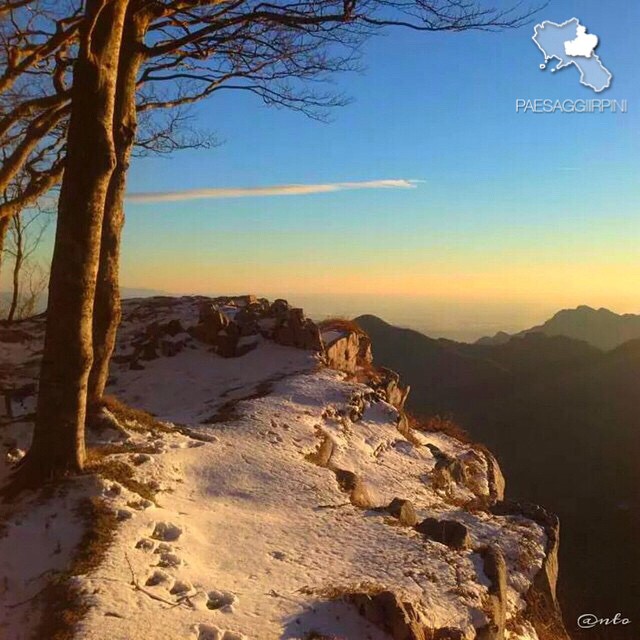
<box><xmin>0</xmin><ymin>297</ymin><xmax>547</xmax><ymax>639</ymax></box>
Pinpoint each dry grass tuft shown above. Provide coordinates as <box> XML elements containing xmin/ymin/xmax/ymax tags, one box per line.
<box><xmin>317</xmin><ymin>317</ymin><xmax>366</xmax><ymax>335</ymax></box>
<box><xmin>100</xmin><ymin>395</ymin><xmax>173</xmax><ymax>433</ymax></box>
<box><xmin>299</xmin><ymin>581</ymin><xmax>386</xmax><ymax>601</ymax></box>
<box><xmin>34</xmin><ymin>497</ymin><xmax>118</xmax><ymax>640</ymax></box>
<box><xmin>409</xmin><ymin>413</ymin><xmax>472</xmax><ymax>444</ymax></box>
<box><xmin>87</xmin><ymin>453</ymin><xmax>158</xmax><ymax>504</ymax></box>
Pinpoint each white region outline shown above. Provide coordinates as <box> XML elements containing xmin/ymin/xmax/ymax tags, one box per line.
<box><xmin>532</xmin><ymin>17</ymin><xmax>613</xmax><ymax>93</ymax></box>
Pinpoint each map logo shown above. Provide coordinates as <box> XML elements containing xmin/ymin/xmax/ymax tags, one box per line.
<box><xmin>532</xmin><ymin>18</ymin><xmax>612</xmax><ymax>93</ymax></box>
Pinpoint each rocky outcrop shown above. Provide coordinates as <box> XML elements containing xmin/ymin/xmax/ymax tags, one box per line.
<box><xmin>348</xmin><ymin>590</ymin><xmax>466</xmax><ymax>640</ymax></box>
<box><xmin>370</xmin><ymin>367</ymin><xmax>410</xmax><ymax>411</ymax></box>
<box><xmin>476</xmin><ymin>546</ymin><xmax>507</xmax><ymax>640</ymax></box>
<box><xmin>273</xmin><ymin>307</ymin><xmax>323</xmax><ymax>351</ymax></box>
<box><xmin>322</xmin><ymin>327</ymin><xmax>372</xmax><ymax>373</ymax></box>
<box><xmin>491</xmin><ymin>501</ymin><xmax>560</xmax><ymax>606</ymax></box>
<box><xmin>491</xmin><ymin>500</ymin><xmax>569</xmax><ymax>639</ymax></box>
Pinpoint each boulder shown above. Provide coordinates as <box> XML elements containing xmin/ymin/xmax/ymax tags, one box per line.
<box><xmin>324</xmin><ymin>330</ymin><xmax>371</xmax><ymax>374</ymax></box>
<box><xmin>270</xmin><ymin>298</ymin><xmax>290</xmax><ymax>319</ymax></box>
<box><xmin>415</xmin><ymin>518</ymin><xmax>470</xmax><ymax>550</ymax></box>
<box><xmin>387</xmin><ymin>498</ymin><xmax>418</xmax><ymax>527</ymax></box>
<box><xmin>372</xmin><ymin>367</ymin><xmax>409</xmax><ymax>411</ymax></box>
<box><xmin>427</xmin><ymin>444</ymin><xmax>468</xmax><ymax>492</ymax></box>
<box><xmin>306</xmin><ymin>434</ymin><xmax>335</xmax><ymax>467</ymax></box>
<box><xmin>273</xmin><ymin>308</ymin><xmax>323</xmax><ymax>351</ymax></box>
<box><xmin>348</xmin><ymin>590</ymin><xmax>426</xmax><ymax>640</ymax></box>
<box><xmin>164</xmin><ymin>319</ymin><xmax>184</xmax><ymax>336</ymax></box>
<box><xmin>333</xmin><ymin>468</ymin><xmax>377</xmax><ymax>508</ymax></box>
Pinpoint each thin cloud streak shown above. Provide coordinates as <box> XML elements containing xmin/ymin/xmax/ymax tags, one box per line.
<box><xmin>126</xmin><ymin>179</ymin><xmax>419</xmax><ymax>203</ymax></box>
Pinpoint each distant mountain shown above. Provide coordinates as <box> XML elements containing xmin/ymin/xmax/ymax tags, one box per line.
<box><xmin>356</xmin><ymin>314</ymin><xmax>640</xmax><ymax>637</ymax></box>
<box><xmin>478</xmin><ymin>305</ymin><xmax>640</xmax><ymax>350</ymax></box>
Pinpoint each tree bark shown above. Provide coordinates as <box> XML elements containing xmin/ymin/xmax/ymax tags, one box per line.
<box><xmin>88</xmin><ymin>9</ymin><xmax>149</xmax><ymax>414</ymax></box>
<box><xmin>0</xmin><ymin>215</ymin><xmax>9</xmax><ymax>289</ymax></box>
<box><xmin>11</xmin><ymin>0</ymin><xmax>130</xmax><ymax>487</ymax></box>
<box><xmin>6</xmin><ymin>216</ymin><xmax>23</xmax><ymax>324</ymax></box>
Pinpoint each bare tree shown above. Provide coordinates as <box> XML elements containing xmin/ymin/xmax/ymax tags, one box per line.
<box><xmin>2</xmin><ymin>208</ymin><xmax>49</xmax><ymax>323</ymax></box>
<box><xmin>4</xmin><ymin>0</ymin><xmax>542</xmax><ymax>489</ymax></box>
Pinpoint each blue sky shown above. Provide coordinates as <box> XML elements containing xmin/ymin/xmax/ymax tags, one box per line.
<box><xmin>117</xmin><ymin>0</ymin><xmax>639</xmax><ymax>337</ymax></box>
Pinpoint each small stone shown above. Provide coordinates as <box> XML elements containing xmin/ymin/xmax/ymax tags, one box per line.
<box><xmin>387</xmin><ymin>498</ymin><xmax>418</xmax><ymax>527</ymax></box>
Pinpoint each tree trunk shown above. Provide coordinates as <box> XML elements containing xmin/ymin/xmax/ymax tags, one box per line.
<box><xmin>0</xmin><ymin>215</ymin><xmax>9</xmax><ymax>292</ymax></box>
<box><xmin>10</xmin><ymin>0</ymin><xmax>130</xmax><ymax>488</ymax></box>
<box><xmin>88</xmin><ymin>10</ymin><xmax>148</xmax><ymax>415</ymax></box>
<box><xmin>6</xmin><ymin>217</ymin><xmax>23</xmax><ymax>324</ymax></box>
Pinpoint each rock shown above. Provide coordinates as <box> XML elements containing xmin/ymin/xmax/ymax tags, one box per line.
<box><xmin>482</xmin><ymin>449</ymin><xmax>505</xmax><ymax>504</ymax></box>
<box><xmin>216</xmin><ymin>331</ymin><xmax>239</xmax><ymax>358</ymax></box>
<box><xmin>306</xmin><ymin>434</ymin><xmax>335</xmax><ymax>467</ymax></box>
<box><xmin>160</xmin><ymin>339</ymin><xmax>183</xmax><ymax>357</ymax></box>
<box><xmin>415</xmin><ymin>518</ymin><xmax>470</xmax><ymax>550</ymax></box>
<box><xmin>235</xmin><ymin>302</ymin><xmax>269</xmax><ymax>336</ymax></box>
<box><xmin>387</xmin><ymin>498</ymin><xmax>418</xmax><ymax>527</ymax></box>
<box><xmin>270</xmin><ymin>298</ymin><xmax>290</xmax><ymax>319</ymax></box>
<box><xmin>372</xmin><ymin>368</ymin><xmax>409</xmax><ymax>410</ymax></box>
<box><xmin>324</xmin><ymin>330</ymin><xmax>371</xmax><ymax>374</ymax></box>
<box><xmin>491</xmin><ymin>501</ymin><xmax>560</xmax><ymax>606</ymax></box>
<box><xmin>433</xmin><ymin>629</ymin><xmax>465</xmax><ymax>640</ymax></box>
<box><xmin>164</xmin><ymin>319</ymin><xmax>184</xmax><ymax>336</ymax></box>
<box><xmin>332</xmin><ymin>468</ymin><xmax>377</xmax><ymax>508</ymax></box>
<box><xmin>427</xmin><ymin>444</ymin><xmax>468</xmax><ymax>492</ymax></box>
<box><xmin>273</xmin><ymin>308</ymin><xmax>323</xmax><ymax>351</ymax></box>
<box><xmin>475</xmin><ymin>546</ymin><xmax>507</xmax><ymax>640</ymax></box>
<box><xmin>348</xmin><ymin>590</ymin><xmax>426</xmax><ymax>640</ymax></box>
<box><xmin>139</xmin><ymin>339</ymin><xmax>159</xmax><ymax>361</ymax></box>
<box><xmin>490</xmin><ymin>500</ymin><xmax>569</xmax><ymax>638</ymax></box>
<box><xmin>233</xmin><ymin>294</ymin><xmax>257</xmax><ymax>307</ymax></box>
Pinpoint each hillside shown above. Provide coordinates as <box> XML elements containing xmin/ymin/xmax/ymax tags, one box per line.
<box><xmin>356</xmin><ymin>314</ymin><xmax>640</xmax><ymax>638</ymax></box>
<box><xmin>0</xmin><ymin>297</ymin><xmax>566</xmax><ymax>640</ymax></box>
<box><xmin>477</xmin><ymin>305</ymin><xmax>640</xmax><ymax>350</ymax></box>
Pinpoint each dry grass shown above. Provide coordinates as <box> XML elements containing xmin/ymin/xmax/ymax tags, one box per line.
<box><xmin>409</xmin><ymin>413</ymin><xmax>472</xmax><ymax>444</ymax></box>
<box><xmin>33</xmin><ymin>497</ymin><xmax>118</xmax><ymax>640</ymax></box>
<box><xmin>299</xmin><ymin>581</ymin><xmax>386</xmax><ymax>601</ymax></box>
<box><xmin>317</xmin><ymin>317</ymin><xmax>366</xmax><ymax>335</ymax></box>
<box><xmin>87</xmin><ymin>452</ymin><xmax>158</xmax><ymax>504</ymax></box>
<box><xmin>100</xmin><ymin>395</ymin><xmax>173</xmax><ymax>433</ymax></box>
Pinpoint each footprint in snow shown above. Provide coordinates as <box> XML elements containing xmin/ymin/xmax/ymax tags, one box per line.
<box><xmin>127</xmin><ymin>498</ymin><xmax>154</xmax><ymax>511</ymax></box>
<box><xmin>135</xmin><ymin>538</ymin><xmax>156</xmax><ymax>552</ymax></box>
<box><xmin>145</xmin><ymin>569</ymin><xmax>172</xmax><ymax>587</ymax></box>
<box><xmin>170</xmin><ymin>579</ymin><xmax>193</xmax><ymax>595</ymax></box>
<box><xmin>151</xmin><ymin>521</ymin><xmax>183</xmax><ymax>542</ymax></box>
<box><xmin>193</xmin><ymin>624</ymin><xmax>246</xmax><ymax>640</ymax></box>
<box><xmin>157</xmin><ymin>551</ymin><xmax>182</xmax><ymax>568</ymax></box>
<box><xmin>205</xmin><ymin>590</ymin><xmax>237</xmax><ymax>612</ymax></box>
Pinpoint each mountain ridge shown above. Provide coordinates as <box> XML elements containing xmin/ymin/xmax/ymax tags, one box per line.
<box><xmin>477</xmin><ymin>305</ymin><xmax>640</xmax><ymax>351</ymax></box>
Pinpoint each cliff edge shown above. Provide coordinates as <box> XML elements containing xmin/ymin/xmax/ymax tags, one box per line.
<box><xmin>0</xmin><ymin>296</ymin><xmax>567</xmax><ymax>640</ymax></box>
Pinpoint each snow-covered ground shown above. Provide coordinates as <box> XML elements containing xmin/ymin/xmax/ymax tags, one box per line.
<box><xmin>0</xmin><ymin>297</ymin><xmax>549</xmax><ymax>640</ymax></box>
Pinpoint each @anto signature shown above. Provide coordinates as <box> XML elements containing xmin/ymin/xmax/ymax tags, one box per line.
<box><xmin>578</xmin><ymin>613</ymin><xmax>631</xmax><ymax>629</ymax></box>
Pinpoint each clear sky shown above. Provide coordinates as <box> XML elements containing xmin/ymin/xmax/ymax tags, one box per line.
<box><xmin>117</xmin><ymin>1</ymin><xmax>639</xmax><ymax>338</ymax></box>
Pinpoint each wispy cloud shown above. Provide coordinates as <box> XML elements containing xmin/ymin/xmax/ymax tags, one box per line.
<box><xmin>126</xmin><ymin>179</ymin><xmax>419</xmax><ymax>203</ymax></box>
